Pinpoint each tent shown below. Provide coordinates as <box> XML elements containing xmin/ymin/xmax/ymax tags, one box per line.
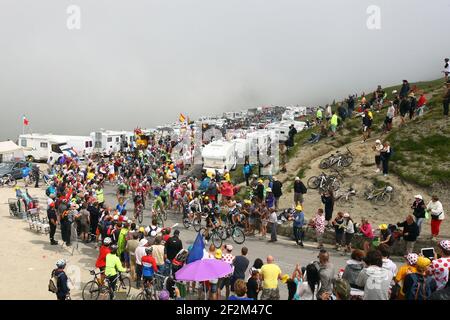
<box><xmin>0</xmin><ymin>141</ymin><xmax>24</xmax><ymax>162</ymax></box>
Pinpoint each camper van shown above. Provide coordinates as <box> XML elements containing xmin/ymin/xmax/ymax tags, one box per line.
<box><xmin>201</xmin><ymin>140</ymin><xmax>237</xmax><ymax>175</ymax></box>
<box><xmin>18</xmin><ymin>134</ymin><xmax>72</xmax><ymax>162</ymax></box>
<box><xmin>90</xmin><ymin>130</ymin><xmax>126</xmax><ymax>154</ymax></box>
<box><xmin>266</xmin><ymin>121</ymin><xmax>307</xmax><ymax>142</ymax></box>
<box><xmin>231</xmin><ymin>138</ymin><xmax>251</xmax><ymax>164</ymax></box>
<box><xmin>43</xmin><ymin>135</ymin><xmax>93</xmax><ymax>159</ymax></box>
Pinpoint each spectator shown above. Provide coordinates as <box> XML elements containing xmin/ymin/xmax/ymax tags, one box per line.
<box><xmin>380</xmin><ymin>142</ymin><xmax>391</xmax><ymax>177</ymax></box>
<box><xmin>372</xmin><ymin>140</ymin><xmax>383</xmax><ymax>173</ymax></box>
<box><xmin>260</xmin><ymin>256</ymin><xmax>282</xmax><ymax>300</ymax></box>
<box><xmin>442</xmin><ymin>80</ymin><xmax>450</xmax><ymax>119</ymax></box>
<box><xmin>399</xmin><ymin>96</ymin><xmax>410</xmax><ymax>125</ymax></box>
<box><xmin>342</xmin><ymin>213</ymin><xmax>355</xmax><ymax>255</ymax></box>
<box><xmin>290</xmin><ymin>205</ymin><xmax>305</xmax><ymax>247</ymax></box>
<box><xmin>271</xmin><ymin>177</ymin><xmax>283</xmax><ymax>210</ymax></box>
<box><xmin>297</xmin><ymin>263</ymin><xmax>321</xmax><ymax>300</ymax></box>
<box><xmin>399</xmin><ymin>80</ymin><xmax>410</xmax><ymax>99</ymax></box>
<box><xmin>219</xmin><ymin>244</ymin><xmax>235</xmax><ymax>299</ymax></box>
<box><xmin>231</xmin><ymin>247</ymin><xmax>250</xmax><ymax>291</ymax></box>
<box><xmin>397</xmin><ymin>215</ymin><xmax>420</xmax><ymax>254</ymax></box>
<box><xmin>408</xmin><ymin>92</ymin><xmax>417</xmax><ymax>120</ymax></box>
<box><xmin>411</xmin><ymin>195</ymin><xmax>426</xmax><ymax>235</ymax></box>
<box><xmin>293</xmin><ymin>177</ymin><xmax>307</xmax><ymax>205</ymax></box>
<box><xmin>403</xmin><ymin>257</ymin><xmax>437</xmax><ymax>300</ymax></box>
<box><xmin>330</xmin><ymin>111</ymin><xmax>339</xmax><ymax>137</ymax></box>
<box><xmin>243</xmin><ymin>161</ymin><xmax>252</xmax><ymax>187</ymax></box>
<box><xmin>356</xmin><ymin>249</ymin><xmax>393</xmax><ymax>300</ymax></box>
<box><xmin>394</xmin><ymin>253</ymin><xmax>418</xmax><ymax>300</ymax></box>
<box><xmin>228</xmin><ymin>279</ymin><xmax>253</xmax><ymax>300</ymax></box>
<box><xmin>379</xmin><ymin>224</ymin><xmax>394</xmax><ymax>246</ymax></box>
<box><xmin>427</xmin><ymin>195</ymin><xmax>445</xmax><ymax>240</ymax></box>
<box><xmin>430</xmin><ymin>278</ymin><xmax>450</xmax><ymax>300</ymax></box>
<box><xmin>359</xmin><ymin>218</ymin><xmax>374</xmax><ymax>251</ymax></box>
<box><xmin>443</xmin><ymin>58</ymin><xmax>450</xmax><ymax>81</ymax></box>
<box><xmin>316</xmin><ymin>249</ymin><xmax>335</xmax><ymax>300</ymax></box>
<box><xmin>246</xmin><ymin>267</ymin><xmax>261</xmax><ymax>300</ymax></box>
<box><xmin>331</xmin><ymin>212</ymin><xmax>345</xmax><ymax>251</ymax></box>
<box><xmin>312</xmin><ymin>208</ymin><xmax>326</xmax><ymax>249</ymax></box>
<box><xmin>429</xmin><ymin>240</ymin><xmax>450</xmax><ymax>290</ymax></box>
<box><xmin>321</xmin><ymin>190</ymin><xmax>335</xmax><ymax>226</ymax></box>
<box><xmin>342</xmin><ymin>249</ymin><xmax>365</xmax><ymax>289</ymax></box>
<box><xmin>268</xmin><ymin>208</ymin><xmax>278</xmax><ymax>242</ymax></box>
<box><xmin>378</xmin><ymin>244</ymin><xmax>398</xmax><ymax>277</ymax></box>
<box><xmin>51</xmin><ymin>259</ymin><xmax>70</xmax><ymax>300</ymax></box>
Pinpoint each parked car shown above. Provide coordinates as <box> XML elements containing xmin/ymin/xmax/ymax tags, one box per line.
<box><xmin>0</xmin><ymin>161</ymin><xmax>36</xmax><ymax>180</ymax></box>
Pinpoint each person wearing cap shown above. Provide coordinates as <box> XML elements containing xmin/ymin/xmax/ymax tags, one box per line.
<box><xmin>265</xmin><ymin>187</ymin><xmax>275</xmax><ymax>209</ymax></box>
<box><xmin>117</xmin><ymin>220</ymin><xmax>130</xmax><ymax>264</ymax></box>
<box><xmin>379</xmin><ymin>224</ymin><xmax>394</xmax><ymax>246</ymax></box>
<box><xmin>411</xmin><ymin>195</ymin><xmax>426</xmax><ymax>235</ymax></box>
<box><xmin>403</xmin><ymin>256</ymin><xmax>437</xmax><ymax>300</ymax></box>
<box><xmin>331</xmin><ymin>212</ymin><xmax>345</xmax><ymax>251</ymax></box>
<box><xmin>427</xmin><ymin>195</ymin><xmax>445</xmax><ymax>240</ymax></box>
<box><xmin>141</xmin><ymin>247</ymin><xmax>158</xmax><ymax>292</ymax></box>
<box><xmin>428</xmin><ymin>240</ymin><xmax>450</xmax><ymax>290</ymax></box>
<box><xmin>393</xmin><ymin>252</ymin><xmax>418</xmax><ymax>300</ymax></box>
<box><xmin>254</xmin><ymin>179</ymin><xmax>265</xmax><ymax>203</ymax></box>
<box><xmin>443</xmin><ymin>78</ymin><xmax>450</xmax><ymax>117</ymax></box>
<box><xmin>397</xmin><ymin>215</ymin><xmax>419</xmax><ymax>254</ymax></box>
<box><xmin>47</xmin><ymin>201</ymin><xmax>58</xmax><ymax>245</ymax></box>
<box><xmin>342</xmin><ymin>213</ymin><xmax>355</xmax><ymax>255</ymax></box>
<box><xmin>165</xmin><ymin>229</ymin><xmax>183</xmax><ymax>273</ymax></box>
<box><xmin>372</xmin><ymin>140</ymin><xmax>384</xmax><ymax>173</ymax></box>
<box><xmin>290</xmin><ymin>205</ymin><xmax>305</xmax><ymax>247</ymax></box>
<box><xmin>293</xmin><ymin>177</ymin><xmax>307</xmax><ymax>205</ymax></box>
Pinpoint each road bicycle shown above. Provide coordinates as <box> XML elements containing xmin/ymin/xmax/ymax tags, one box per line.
<box><xmin>307</xmin><ymin>172</ymin><xmax>341</xmax><ymax>192</ymax></box>
<box><xmin>319</xmin><ymin>147</ymin><xmax>353</xmax><ymax>170</ymax></box>
<box><xmin>82</xmin><ymin>270</ymin><xmax>131</xmax><ymax>300</ymax></box>
<box><xmin>363</xmin><ymin>185</ymin><xmax>393</xmax><ymax>206</ymax></box>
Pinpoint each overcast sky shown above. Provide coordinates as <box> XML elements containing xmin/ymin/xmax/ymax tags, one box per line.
<box><xmin>1</xmin><ymin>0</ymin><xmax>449</xmax><ymax>140</ymax></box>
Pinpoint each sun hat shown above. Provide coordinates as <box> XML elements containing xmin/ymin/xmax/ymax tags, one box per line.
<box><xmin>405</xmin><ymin>253</ymin><xmax>419</xmax><ymax>266</ymax></box>
<box><xmin>139</xmin><ymin>238</ymin><xmax>148</xmax><ymax>247</ymax></box>
<box><xmin>295</xmin><ymin>177</ymin><xmax>300</xmax><ymax>181</ymax></box>
<box><xmin>215</xmin><ymin>249</ymin><xmax>222</xmax><ymax>259</ymax></box>
<box><xmin>343</xmin><ymin>213</ymin><xmax>350</xmax><ymax>218</ymax></box>
<box><xmin>375</xmin><ymin>139</ymin><xmax>381</xmax><ymax>144</ymax></box>
<box><xmin>414</xmin><ymin>195</ymin><xmax>423</xmax><ymax>200</ymax></box>
<box><xmin>416</xmin><ymin>256</ymin><xmax>431</xmax><ymax>269</ymax></box>
<box><xmin>266</xmin><ymin>188</ymin><xmax>272</xmax><ymax>192</ymax></box>
<box><xmin>244</xmin><ymin>199</ymin><xmax>252</xmax><ymax>205</ymax></box>
<box><xmin>439</xmin><ymin>240</ymin><xmax>450</xmax><ymax>251</ymax></box>
<box><xmin>258</xmin><ymin>179</ymin><xmax>263</xmax><ymax>184</ymax></box>
<box><xmin>139</xmin><ymin>226</ymin><xmax>145</xmax><ymax>233</ymax></box>
<box><xmin>281</xmin><ymin>274</ymin><xmax>290</xmax><ymax>284</ymax></box>
<box><xmin>295</xmin><ymin>205</ymin><xmax>303</xmax><ymax>211</ymax></box>
<box><xmin>379</xmin><ymin>224</ymin><xmax>388</xmax><ymax>230</ymax></box>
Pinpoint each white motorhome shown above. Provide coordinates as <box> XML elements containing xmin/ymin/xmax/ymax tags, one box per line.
<box><xmin>42</xmin><ymin>135</ymin><xmax>93</xmax><ymax>158</ymax></box>
<box><xmin>231</xmin><ymin>138</ymin><xmax>251</xmax><ymax>164</ymax></box>
<box><xmin>18</xmin><ymin>134</ymin><xmax>70</xmax><ymax>162</ymax></box>
<box><xmin>201</xmin><ymin>140</ymin><xmax>237</xmax><ymax>175</ymax></box>
<box><xmin>266</xmin><ymin>121</ymin><xmax>307</xmax><ymax>142</ymax></box>
<box><xmin>90</xmin><ymin>130</ymin><xmax>126</xmax><ymax>154</ymax></box>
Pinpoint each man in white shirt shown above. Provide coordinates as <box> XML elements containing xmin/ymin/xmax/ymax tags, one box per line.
<box><xmin>134</xmin><ymin>238</ymin><xmax>148</xmax><ymax>288</ymax></box>
<box><xmin>268</xmin><ymin>209</ymin><xmax>278</xmax><ymax>242</ymax></box>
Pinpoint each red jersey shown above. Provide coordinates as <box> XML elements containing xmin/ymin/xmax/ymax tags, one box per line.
<box><xmin>95</xmin><ymin>245</ymin><xmax>111</xmax><ymax>268</ymax></box>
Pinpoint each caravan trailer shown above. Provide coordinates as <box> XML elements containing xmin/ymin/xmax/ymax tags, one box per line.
<box><xmin>201</xmin><ymin>140</ymin><xmax>237</xmax><ymax>175</ymax></box>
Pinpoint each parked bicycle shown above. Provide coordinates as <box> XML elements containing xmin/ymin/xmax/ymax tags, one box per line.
<box><xmin>363</xmin><ymin>185</ymin><xmax>393</xmax><ymax>206</ymax></box>
<box><xmin>335</xmin><ymin>187</ymin><xmax>357</xmax><ymax>207</ymax></box>
<box><xmin>307</xmin><ymin>172</ymin><xmax>341</xmax><ymax>192</ymax></box>
<box><xmin>319</xmin><ymin>147</ymin><xmax>353</xmax><ymax>170</ymax></box>
<box><xmin>0</xmin><ymin>174</ymin><xmax>17</xmax><ymax>187</ymax></box>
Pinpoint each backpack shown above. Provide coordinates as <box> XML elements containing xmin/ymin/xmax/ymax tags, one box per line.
<box><xmin>48</xmin><ymin>271</ymin><xmax>62</xmax><ymax>293</ymax></box>
<box><xmin>406</xmin><ymin>274</ymin><xmax>433</xmax><ymax>300</ymax></box>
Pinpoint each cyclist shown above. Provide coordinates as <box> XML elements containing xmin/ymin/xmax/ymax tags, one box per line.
<box><xmin>142</xmin><ymin>247</ymin><xmax>158</xmax><ymax>295</ymax></box>
<box><xmin>117</xmin><ymin>181</ymin><xmax>128</xmax><ymax>199</ymax></box>
<box><xmin>152</xmin><ymin>193</ymin><xmax>166</xmax><ymax>219</ymax></box>
<box><xmin>95</xmin><ymin>237</ymin><xmax>112</xmax><ymax>284</ymax></box>
<box><xmin>204</xmin><ymin>205</ymin><xmax>220</xmax><ymax>240</ymax></box>
<box><xmin>105</xmin><ymin>244</ymin><xmax>128</xmax><ymax>300</ymax></box>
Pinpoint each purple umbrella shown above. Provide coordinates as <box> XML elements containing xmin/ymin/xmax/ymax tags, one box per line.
<box><xmin>175</xmin><ymin>258</ymin><xmax>233</xmax><ymax>282</ymax></box>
